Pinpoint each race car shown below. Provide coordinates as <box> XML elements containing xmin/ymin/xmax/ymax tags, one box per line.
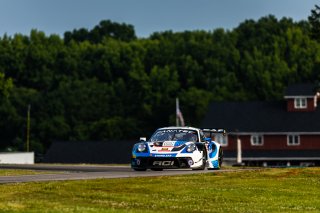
<box><xmin>131</xmin><ymin>126</ymin><xmax>225</xmax><ymax>171</ymax></box>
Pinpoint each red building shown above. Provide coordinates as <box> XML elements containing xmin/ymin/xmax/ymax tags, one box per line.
<box><xmin>201</xmin><ymin>84</ymin><xmax>320</xmax><ymax>166</ymax></box>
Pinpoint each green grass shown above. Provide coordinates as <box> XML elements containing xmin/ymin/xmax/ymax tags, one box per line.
<box><xmin>0</xmin><ymin>169</ymin><xmax>57</xmax><ymax>176</ymax></box>
<box><xmin>0</xmin><ymin>168</ymin><xmax>319</xmax><ymax>212</ymax></box>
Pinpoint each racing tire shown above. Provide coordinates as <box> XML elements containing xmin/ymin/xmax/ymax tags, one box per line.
<box><xmin>133</xmin><ymin>168</ymin><xmax>147</xmax><ymax>171</ymax></box>
<box><xmin>192</xmin><ymin>150</ymin><xmax>206</xmax><ymax>170</ymax></box>
<box><xmin>218</xmin><ymin>148</ymin><xmax>223</xmax><ymax>168</ymax></box>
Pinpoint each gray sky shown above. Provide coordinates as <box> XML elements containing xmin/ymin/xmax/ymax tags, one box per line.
<box><xmin>0</xmin><ymin>0</ymin><xmax>318</xmax><ymax>38</ymax></box>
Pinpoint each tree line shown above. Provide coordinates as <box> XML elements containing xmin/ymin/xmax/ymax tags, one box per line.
<box><xmin>0</xmin><ymin>8</ymin><xmax>320</xmax><ymax>153</ymax></box>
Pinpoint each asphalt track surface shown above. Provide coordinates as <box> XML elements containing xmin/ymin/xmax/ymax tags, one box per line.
<box><xmin>0</xmin><ymin>164</ymin><xmax>241</xmax><ymax>184</ymax></box>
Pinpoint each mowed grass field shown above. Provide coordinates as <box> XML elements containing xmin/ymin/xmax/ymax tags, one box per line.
<box><xmin>0</xmin><ymin>169</ymin><xmax>59</xmax><ymax>176</ymax></box>
<box><xmin>0</xmin><ymin>167</ymin><xmax>319</xmax><ymax>213</ymax></box>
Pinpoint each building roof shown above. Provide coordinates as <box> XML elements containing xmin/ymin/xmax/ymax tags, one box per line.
<box><xmin>284</xmin><ymin>83</ymin><xmax>317</xmax><ymax>96</ymax></box>
<box><xmin>201</xmin><ymin>101</ymin><xmax>320</xmax><ymax>133</ymax></box>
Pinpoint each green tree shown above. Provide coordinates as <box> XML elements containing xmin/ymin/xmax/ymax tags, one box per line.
<box><xmin>64</xmin><ymin>20</ymin><xmax>136</xmax><ymax>44</ymax></box>
<box><xmin>179</xmin><ymin>87</ymin><xmax>212</xmax><ymax>126</ymax></box>
<box><xmin>0</xmin><ymin>16</ymin><xmax>319</xmax><ymax>154</ymax></box>
<box><xmin>308</xmin><ymin>5</ymin><xmax>320</xmax><ymax>42</ymax></box>
<box><xmin>0</xmin><ymin>72</ymin><xmax>13</xmax><ymax>98</ymax></box>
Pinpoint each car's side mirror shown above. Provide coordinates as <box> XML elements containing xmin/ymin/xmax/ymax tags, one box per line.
<box><xmin>139</xmin><ymin>137</ymin><xmax>146</xmax><ymax>142</ymax></box>
<box><xmin>205</xmin><ymin>137</ymin><xmax>212</xmax><ymax>143</ymax></box>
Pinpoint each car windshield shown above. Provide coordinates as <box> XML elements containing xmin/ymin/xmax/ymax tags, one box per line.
<box><xmin>150</xmin><ymin>129</ymin><xmax>198</xmax><ymax>142</ymax></box>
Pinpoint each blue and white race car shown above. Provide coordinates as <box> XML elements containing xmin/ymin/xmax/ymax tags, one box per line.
<box><xmin>131</xmin><ymin>126</ymin><xmax>225</xmax><ymax>171</ymax></box>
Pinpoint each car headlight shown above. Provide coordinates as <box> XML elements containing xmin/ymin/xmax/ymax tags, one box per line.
<box><xmin>137</xmin><ymin>143</ymin><xmax>147</xmax><ymax>152</ymax></box>
<box><xmin>186</xmin><ymin>144</ymin><xmax>196</xmax><ymax>153</ymax></box>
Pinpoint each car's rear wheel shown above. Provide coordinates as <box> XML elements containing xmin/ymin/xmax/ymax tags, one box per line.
<box><xmin>218</xmin><ymin>148</ymin><xmax>223</xmax><ymax>168</ymax></box>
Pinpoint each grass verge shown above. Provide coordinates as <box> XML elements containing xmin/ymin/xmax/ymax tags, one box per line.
<box><xmin>0</xmin><ymin>167</ymin><xmax>319</xmax><ymax>212</ymax></box>
<box><xmin>0</xmin><ymin>169</ymin><xmax>59</xmax><ymax>176</ymax></box>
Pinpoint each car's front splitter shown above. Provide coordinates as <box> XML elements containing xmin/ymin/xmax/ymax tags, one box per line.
<box><xmin>131</xmin><ymin>157</ymin><xmax>194</xmax><ymax>169</ymax></box>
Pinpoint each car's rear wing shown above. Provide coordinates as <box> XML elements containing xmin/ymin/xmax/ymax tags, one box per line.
<box><xmin>201</xmin><ymin>128</ymin><xmax>226</xmax><ymax>136</ymax></box>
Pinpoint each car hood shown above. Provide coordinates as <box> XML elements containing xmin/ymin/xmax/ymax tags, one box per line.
<box><xmin>147</xmin><ymin>140</ymin><xmax>193</xmax><ymax>153</ymax></box>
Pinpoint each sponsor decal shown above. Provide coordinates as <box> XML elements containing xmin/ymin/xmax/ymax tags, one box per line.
<box><xmin>153</xmin><ymin>161</ymin><xmax>174</xmax><ymax>166</ymax></box>
<box><xmin>163</xmin><ymin>141</ymin><xmax>175</xmax><ymax>146</ymax></box>
<box><xmin>158</xmin><ymin>147</ymin><xmax>172</xmax><ymax>152</ymax></box>
<box><xmin>159</xmin><ymin>129</ymin><xmax>196</xmax><ymax>134</ymax></box>
<box><xmin>154</xmin><ymin>154</ymin><xmax>175</xmax><ymax>157</ymax></box>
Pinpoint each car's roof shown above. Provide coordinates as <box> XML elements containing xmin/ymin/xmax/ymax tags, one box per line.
<box><xmin>157</xmin><ymin>126</ymin><xmax>200</xmax><ymax>131</ymax></box>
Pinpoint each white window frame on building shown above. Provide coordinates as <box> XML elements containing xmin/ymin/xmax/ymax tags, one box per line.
<box><xmin>250</xmin><ymin>134</ymin><xmax>263</xmax><ymax>146</ymax></box>
<box><xmin>215</xmin><ymin>134</ymin><xmax>228</xmax><ymax>146</ymax></box>
<box><xmin>294</xmin><ymin>98</ymin><xmax>307</xmax><ymax>109</ymax></box>
<box><xmin>287</xmin><ymin>134</ymin><xmax>300</xmax><ymax>146</ymax></box>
